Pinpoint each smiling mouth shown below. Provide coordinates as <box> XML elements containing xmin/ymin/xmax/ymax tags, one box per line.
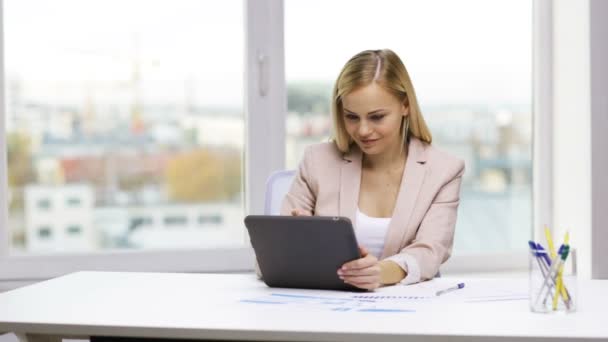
<box><xmin>361</xmin><ymin>139</ymin><xmax>378</xmax><ymax>144</ymax></box>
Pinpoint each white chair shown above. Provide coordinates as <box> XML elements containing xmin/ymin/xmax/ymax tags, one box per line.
<box><xmin>264</xmin><ymin>170</ymin><xmax>296</xmax><ymax>215</ymax></box>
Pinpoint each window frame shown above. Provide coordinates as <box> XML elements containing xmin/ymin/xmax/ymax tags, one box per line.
<box><xmin>0</xmin><ymin>0</ymin><xmax>285</xmax><ymax>283</ymax></box>
<box><xmin>0</xmin><ymin>0</ymin><xmax>548</xmax><ymax>286</ymax></box>
<box><xmin>532</xmin><ymin>0</ymin><xmax>554</xmax><ymax>247</ymax></box>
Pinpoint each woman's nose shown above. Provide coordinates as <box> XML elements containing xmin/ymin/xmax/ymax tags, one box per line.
<box><xmin>358</xmin><ymin>122</ymin><xmax>372</xmax><ymax>136</ymax></box>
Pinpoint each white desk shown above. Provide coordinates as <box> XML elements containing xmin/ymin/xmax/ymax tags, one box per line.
<box><xmin>0</xmin><ymin>271</ymin><xmax>606</xmax><ymax>342</ymax></box>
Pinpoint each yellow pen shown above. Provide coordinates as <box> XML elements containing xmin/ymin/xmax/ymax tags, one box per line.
<box><xmin>552</xmin><ymin>231</ymin><xmax>571</xmax><ymax>310</ymax></box>
<box><xmin>553</xmin><ymin>269</ymin><xmax>563</xmax><ymax>309</ymax></box>
<box><xmin>544</xmin><ymin>225</ymin><xmax>556</xmax><ymax>259</ymax></box>
<box><xmin>544</xmin><ymin>225</ymin><xmax>558</xmax><ymax>310</ymax></box>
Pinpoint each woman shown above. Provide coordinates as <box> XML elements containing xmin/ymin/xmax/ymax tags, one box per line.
<box><xmin>281</xmin><ymin>49</ymin><xmax>465</xmax><ymax>290</ymax></box>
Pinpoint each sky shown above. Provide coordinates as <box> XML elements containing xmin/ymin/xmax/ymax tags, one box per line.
<box><xmin>285</xmin><ymin>0</ymin><xmax>532</xmax><ymax>105</ymax></box>
<box><xmin>4</xmin><ymin>0</ymin><xmax>531</xmax><ymax>107</ymax></box>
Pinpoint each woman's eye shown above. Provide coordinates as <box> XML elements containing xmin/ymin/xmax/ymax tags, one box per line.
<box><xmin>345</xmin><ymin>114</ymin><xmax>359</xmax><ymax>121</ymax></box>
<box><xmin>370</xmin><ymin>115</ymin><xmax>385</xmax><ymax>121</ymax></box>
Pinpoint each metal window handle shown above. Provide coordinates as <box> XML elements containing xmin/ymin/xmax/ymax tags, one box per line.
<box><xmin>257</xmin><ymin>53</ymin><xmax>268</xmax><ymax>97</ymax></box>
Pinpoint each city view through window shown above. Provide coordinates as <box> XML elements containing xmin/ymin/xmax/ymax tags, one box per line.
<box><xmin>4</xmin><ymin>0</ymin><xmax>531</xmax><ymax>256</ymax></box>
<box><xmin>5</xmin><ymin>1</ymin><xmax>245</xmax><ymax>253</ymax></box>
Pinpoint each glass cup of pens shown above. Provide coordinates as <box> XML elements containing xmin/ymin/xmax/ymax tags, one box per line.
<box><xmin>528</xmin><ymin>239</ymin><xmax>577</xmax><ymax>313</ymax></box>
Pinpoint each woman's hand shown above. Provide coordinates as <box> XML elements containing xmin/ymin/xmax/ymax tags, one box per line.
<box><xmin>290</xmin><ymin>209</ymin><xmax>311</xmax><ymax>216</ymax></box>
<box><xmin>337</xmin><ymin>246</ymin><xmax>382</xmax><ymax>290</ymax></box>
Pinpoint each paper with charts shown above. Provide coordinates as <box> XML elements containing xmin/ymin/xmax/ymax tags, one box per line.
<box><xmin>240</xmin><ymin>292</ymin><xmax>429</xmax><ymax>313</ymax></box>
<box><xmin>240</xmin><ymin>278</ymin><xmax>528</xmax><ymax>313</ymax></box>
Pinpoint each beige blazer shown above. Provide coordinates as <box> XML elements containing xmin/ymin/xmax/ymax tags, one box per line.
<box><xmin>281</xmin><ymin>137</ymin><xmax>465</xmax><ymax>281</ymax></box>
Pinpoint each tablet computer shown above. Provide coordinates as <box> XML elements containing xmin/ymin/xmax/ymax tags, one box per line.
<box><xmin>244</xmin><ymin>215</ymin><xmax>363</xmax><ymax>291</ymax></box>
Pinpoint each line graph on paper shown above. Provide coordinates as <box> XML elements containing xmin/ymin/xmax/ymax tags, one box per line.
<box><xmin>239</xmin><ymin>292</ymin><xmax>432</xmax><ymax>313</ymax></box>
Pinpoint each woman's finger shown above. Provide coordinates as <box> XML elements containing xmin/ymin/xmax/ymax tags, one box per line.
<box><xmin>290</xmin><ymin>209</ymin><xmax>312</xmax><ymax>216</ymax></box>
<box><xmin>342</xmin><ymin>254</ymin><xmax>377</xmax><ymax>270</ymax></box>
<box><xmin>341</xmin><ymin>274</ymin><xmax>379</xmax><ymax>284</ymax></box>
<box><xmin>344</xmin><ymin>279</ymin><xmax>381</xmax><ymax>290</ymax></box>
<box><xmin>338</xmin><ymin>266</ymin><xmax>380</xmax><ymax>277</ymax></box>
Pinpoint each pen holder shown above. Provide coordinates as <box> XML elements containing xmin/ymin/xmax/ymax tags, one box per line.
<box><xmin>529</xmin><ymin>248</ymin><xmax>577</xmax><ymax>313</ymax></box>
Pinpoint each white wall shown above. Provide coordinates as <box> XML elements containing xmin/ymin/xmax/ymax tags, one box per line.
<box><xmin>552</xmin><ymin>0</ymin><xmax>608</xmax><ymax>279</ymax></box>
<box><xmin>553</xmin><ymin>0</ymin><xmax>592</xmax><ymax>278</ymax></box>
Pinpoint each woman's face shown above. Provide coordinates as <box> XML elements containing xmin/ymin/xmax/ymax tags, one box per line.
<box><xmin>341</xmin><ymin>83</ymin><xmax>408</xmax><ymax>156</ymax></box>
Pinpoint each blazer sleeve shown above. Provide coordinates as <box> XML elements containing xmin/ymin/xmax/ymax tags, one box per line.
<box><xmin>398</xmin><ymin>160</ymin><xmax>465</xmax><ymax>281</ymax></box>
<box><xmin>280</xmin><ymin>146</ymin><xmax>317</xmax><ymax>216</ymax></box>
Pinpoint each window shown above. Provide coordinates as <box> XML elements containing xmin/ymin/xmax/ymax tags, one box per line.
<box><xmin>131</xmin><ymin>216</ymin><xmax>153</xmax><ymax>227</ymax></box>
<box><xmin>1</xmin><ymin>0</ymin><xmax>538</xmax><ymax>283</ymax></box>
<box><xmin>285</xmin><ymin>0</ymin><xmax>532</xmax><ymax>255</ymax></box>
<box><xmin>38</xmin><ymin>227</ymin><xmax>52</xmax><ymax>239</ymax></box>
<box><xmin>199</xmin><ymin>215</ymin><xmax>223</xmax><ymax>225</ymax></box>
<box><xmin>66</xmin><ymin>225</ymin><xmax>82</xmax><ymax>235</ymax></box>
<box><xmin>164</xmin><ymin>216</ymin><xmax>188</xmax><ymax>226</ymax></box>
<box><xmin>37</xmin><ymin>199</ymin><xmax>52</xmax><ymax>210</ymax></box>
<box><xmin>66</xmin><ymin>197</ymin><xmax>82</xmax><ymax>207</ymax></box>
<box><xmin>4</xmin><ymin>0</ymin><xmax>245</xmax><ymax>255</ymax></box>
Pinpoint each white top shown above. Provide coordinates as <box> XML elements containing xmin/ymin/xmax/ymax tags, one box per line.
<box><xmin>354</xmin><ymin>207</ymin><xmax>390</xmax><ymax>258</ymax></box>
<box><xmin>1</xmin><ymin>271</ymin><xmax>607</xmax><ymax>342</ymax></box>
<box><xmin>355</xmin><ymin>207</ymin><xmax>421</xmax><ymax>284</ymax></box>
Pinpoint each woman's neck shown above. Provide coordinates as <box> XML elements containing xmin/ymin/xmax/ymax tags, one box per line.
<box><xmin>362</xmin><ymin>142</ymin><xmax>407</xmax><ymax>171</ymax></box>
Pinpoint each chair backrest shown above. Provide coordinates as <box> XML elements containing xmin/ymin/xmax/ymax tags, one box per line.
<box><xmin>264</xmin><ymin>170</ymin><xmax>296</xmax><ymax>215</ymax></box>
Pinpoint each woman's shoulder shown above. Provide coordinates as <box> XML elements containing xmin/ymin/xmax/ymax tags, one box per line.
<box><xmin>416</xmin><ymin>139</ymin><xmax>465</xmax><ymax>177</ymax></box>
<box><xmin>301</xmin><ymin>141</ymin><xmax>345</xmax><ymax>163</ymax></box>
<box><xmin>295</xmin><ymin>141</ymin><xmax>344</xmax><ymax>188</ymax></box>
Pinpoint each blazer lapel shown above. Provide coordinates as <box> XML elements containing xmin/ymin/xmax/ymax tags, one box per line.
<box><xmin>339</xmin><ymin>146</ymin><xmax>362</xmax><ymax>226</ymax></box>
<box><xmin>380</xmin><ymin>139</ymin><xmax>428</xmax><ymax>259</ymax></box>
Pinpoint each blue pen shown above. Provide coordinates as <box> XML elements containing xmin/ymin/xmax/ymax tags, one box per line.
<box><xmin>556</xmin><ymin>244</ymin><xmax>564</xmax><ymax>258</ymax></box>
<box><xmin>529</xmin><ymin>241</ymin><xmax>547</xmax><ymax>266</ymax></box>
<box><xmin>529</xmin><ymin>241</ymin><xmax>551</xmax><ymax>267</ymax></box>
<box><xmin>535</xmin><ymin>242</ymin><xmax>552</xmax><ymax>266</ymax></box>
<box><xmin>529</xmin><ymin>241</ymin><xmax>552</xmax><ymax>279</ymax></box>
<box><xmin>528</xmin><ymin>240</ymin><xmax>541</xmax><ymax>258</ymax></box>
<box><xmin>435</xmin><ymin>283</ymin><xmax>465</xmax><ymax>296</ymax></box>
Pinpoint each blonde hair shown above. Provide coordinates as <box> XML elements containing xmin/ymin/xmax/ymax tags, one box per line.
<box><xmin>331</xmin><ymin>49</ymin><xmax>432</xmax><ymax>153</ymax></box>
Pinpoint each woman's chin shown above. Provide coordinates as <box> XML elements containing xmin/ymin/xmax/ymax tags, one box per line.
<box><xmin>358</xmin><ymin>144</ymin><xmax>382</xmax><ymax>154</ymax></box>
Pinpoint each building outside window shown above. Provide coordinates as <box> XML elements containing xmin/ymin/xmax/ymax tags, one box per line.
<box><xmin>4</xmin><ymin>0</ymin><xmax>245</xmax><ymax>255</ymax></box>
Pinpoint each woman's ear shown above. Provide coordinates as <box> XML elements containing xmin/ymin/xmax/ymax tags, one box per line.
<box><xmin>401</xmin><ymin>97</ymin><xmax>410</xmax><ymax>117</ymax></box>
<box><xmin>401</xmin><ymin>102</ymin><xmax>410</xmax><ymax>117</ymax></box>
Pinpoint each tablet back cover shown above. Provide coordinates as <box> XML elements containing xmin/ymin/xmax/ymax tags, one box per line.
<box><xmin>245</xmin><ymin>215</ymin><xmax>362</xmax><ymax>291</ymax></box>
